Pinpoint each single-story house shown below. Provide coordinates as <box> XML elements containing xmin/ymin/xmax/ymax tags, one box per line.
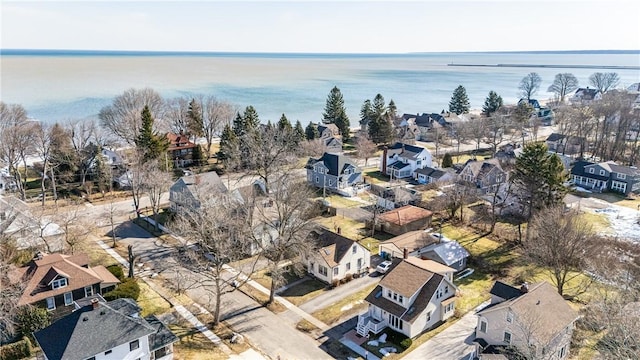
<box><xmin>419</xmin><ymin>241</ymin><xmax>470</xmax><ymax>272</ymax></box>
<box><xmin>377</xmin><ymin>205</ymin><xmax>433</xmax><ymax>236</ymax></box>
<box><xmin>306</xmin><ymin>229</ymin><xmax>371</xmax><ymax>284</ymax></box>
<box><xmin>545</xmin><ymin>133</ymin><xmax>587</xmax><ymax>156</ymax></box>
<box><xmin>378</xmin><ymin>230</ymin><xmax>439</xmax><ymax>260</ymax></box>
<box><xmin>370</xmin><ymin>184</ymin><xmax>421</xmax><ymax>210</ymax></box>
<box><xmin>414</xmin><ymin>166</ymin><xmax>456</xmax><ymax>185</ymax></box>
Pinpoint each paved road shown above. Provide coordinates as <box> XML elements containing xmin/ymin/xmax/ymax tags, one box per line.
<box><xmin>402</xmin><ymin>304</ymin><xmax>485</xmax><ymax>360</ymax></box>
<box><xmin>113</xmin><ymin>220</ymin><xmax>330</xmax><ymax>360</ymax></box>
<box><xmin>299</xmin><ymin>273</ymin><xmax>380</xmax><ymax>314</ymax></box>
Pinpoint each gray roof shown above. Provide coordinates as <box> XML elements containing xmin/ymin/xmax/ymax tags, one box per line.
<box><xmin>489</xmin><ymin>281</ymin><xmax>524</xmax><ymax>301</ymax></box>
<box><xmin>307</xmin><ymin>152</ymin><xmax>360</xmax><ymax>177</ymax></box>
<box><xmin>422</xmin><ymin>241</ymin><xmax>470</xmax><ymax>266</ymax></box>
<box><xmin>546</xmin><ymin>133</ymin><xmax>567</xmax><ymax>142</ymax></box>
<box><xmin>171</xmin><ymin>171</ymin><xmax>228</xmax><ymax>198</ymax></box>
<box><xmin>34</xmin><ymin>301</ymin><xmax>155</xmax><ymax>360</ymax></box>
<box><xmin>145</xmin><ymin>315</ymin><xmax>180</xmax><ymax>352</ymax></box>
<box><xmin>388</xmin><ymin>142</ymin><xmax>427</xmax><ymax>159</ymax></box>
<box><xmin>414</xmin><ymin>166</ymin><xmax>452</xmax><ymax>179</ymax></box>
<box><xmin>606</xmin><ymin>162</ymin><xmax>640</xmax><ymax>176</ymax></box>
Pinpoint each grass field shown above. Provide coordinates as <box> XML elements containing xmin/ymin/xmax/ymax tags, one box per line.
<box><xmin>280</xmin><ymin>278</ymin><xmax>328</xmax><ymax>306</ymax></box>
<box><xmin>310</xmin><ymin>283</ymin><xmax>377</xmax><ymax>325</ymax></box>
<box><xmin>137</xmin><ymin>282</ymin><xmax>173</xmax><ymax>317</ymax></box>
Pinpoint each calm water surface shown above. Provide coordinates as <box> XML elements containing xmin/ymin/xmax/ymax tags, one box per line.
<box><xmin>1</xmin><ymin>51</ymin><xmax>639</xmax><ymax>124</ymax></box>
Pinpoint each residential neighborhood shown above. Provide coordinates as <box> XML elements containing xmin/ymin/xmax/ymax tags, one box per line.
<box><xmin>2</xmin><ymin>73</ymin><xmax>640</xmax><ymax>360</ymax></box>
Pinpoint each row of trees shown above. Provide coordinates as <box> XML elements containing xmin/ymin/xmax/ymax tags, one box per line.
<box><xmin>518</xmin><ymin>71</ymin><xmax>621</xmax><ymax>102</ymax></box>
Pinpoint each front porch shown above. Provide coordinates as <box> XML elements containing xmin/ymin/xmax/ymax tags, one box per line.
<box><xmin>357</xmin><ymin>310</ymin><xmax>387</xmax><ymax>337</ymax></box>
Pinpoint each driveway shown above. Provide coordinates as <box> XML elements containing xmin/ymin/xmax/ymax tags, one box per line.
<box><xmin>299</xmin><ymin>272</ymin><xmax>380</xmax><ymax>313</ymax></box>
<box><xmin>401</xmin><ymin>304</ymin><xmax>484</xmax><ymax>360</ymax></box>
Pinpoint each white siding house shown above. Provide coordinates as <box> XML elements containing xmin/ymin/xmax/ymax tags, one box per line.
<box><xmin>307</xmin><ymin>230</ymin><xmax>371</xmax><ymax>284</ymax></box>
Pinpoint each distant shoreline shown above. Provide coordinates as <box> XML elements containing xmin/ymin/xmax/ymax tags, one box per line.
<box><xmin>448</xmin><ymin>63</ymin><xmax>640</xmax><ymax>70</ymax></box>
<box><xmin>1</xmin><ymin>48</ymin><xmax>639</xmax><ymax>57</ymax></box>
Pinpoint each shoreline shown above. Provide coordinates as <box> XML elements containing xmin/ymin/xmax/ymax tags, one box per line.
<box><xmin>448</xmin><ymin>63</ymin><xmax>640</xmax><ymax>70</ymax></box>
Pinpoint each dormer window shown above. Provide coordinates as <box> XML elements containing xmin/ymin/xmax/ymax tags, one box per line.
<box><xmin>618</xmin><ymin>173</ymin><xmax>627</xmax><ymax>180</ymax></box>
<box><xmin>600</xmin><ymin>170</ymin><xmax>605</xmax><ymax>176</ymax></box>
<box><xmin>589</xmin><ymin>168</ymin><xmax>594</xmax><ymax>174</ymax></box>
<box><xmin>51</xmin><ymin>277</ymin><xmax>68</xmax><ymax>289</ymax></box>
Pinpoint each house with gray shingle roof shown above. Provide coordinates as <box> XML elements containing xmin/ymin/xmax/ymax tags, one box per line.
<box><xmin>420</xmin><ymin>240</ymin><xmax>470</xmax><ymax>272</ymax></box>
<box><xmin>571</xmin><ymin>160</ymin><xmax>640</xmax><ymax>195</ymax></box>
<box><xmin>169</xmin><ymin>171</ymin><xmax>228</xmax><ymax>213</ymax></box>
<box><xmin>380</xmin><ymin>142</ymin><xmax>433</xmax><ymax>179</ymax></box>
<box><xmin>475</xmin><ymin>281</ymin><xmax>579</xmax><ymax>360</ymax></box>
<box><xmin>305</xmin><ymin>229</ymin><xmax>370</xmax><ymax>284</ymax></box>
<box><xmin>34</xmin><ymin>297</ymin><xmax>178</xmax><ymax>360</ymax></box>
<box><xmin>414</xmin><ymin>166</ymin><xmax>456</xmax><ymax>185</ymax></box>
<box><xmin>458</xmin><ymin>159</ymin><xmax>507</xmax><ymax>194</ymax></box>
<box><xmin>356</xmin><ymin>257</ymin><xmax>457</xmax><ymax>338</ymax></box>
<box><xmin>306</xmin><ymin>152</ymin><xmax>363</xmax><ymax>197</ymax></box>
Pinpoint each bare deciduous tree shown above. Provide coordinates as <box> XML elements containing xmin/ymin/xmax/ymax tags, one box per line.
<box><xmin>169</xmin><ymin>188</ymin><xmax>258</xmax><ymax>325</ymax></box>
<box><xmin>548</xmin><ymin>73</ymin><xmax>579</xmax><ymax>103</ymax></box>
<box><xmin>99</xmin><ymin>88</ymin><xmax>165</xmax><ymax>145</ymax></box>
<box><xmin>524</xmin><ymin>207</ymin><xmax>598</xmax><ymax>297</ymax></box>
<box><xmin>519</xmin><ymin>72</ymin><xmax>542</xmax><ymax>101</ymax></box>
<box><xmin>355</xmin><ymin>135</ymin><xmax>377</xmax><ymax>166</ymax></box>
<box><xmin>0</xmin><ymin>102</ymin><xmax>34</xmax><ymax>200</ymax></box>
<box><xmin>250</xmin><ymin>173</ymin><xmax>319</xmax><ymax>304</ymax></box>
<box><xmin>199</xmin><ymin>96</ymin><xmax>236</xmax><ymax>156</ymax></box>
<box><xmin>589</xmin><ymin>72</ymin><xmax>620</xmax><ymax>94</ymax></box>
<box><xmin>67</xmin><ymin>118</ymin><xmax>97</xmax><ymax>185</ymax></box>
<box><xmin>141</xmin><ymin>161</ymin><xmax>172</xmax><ymax>232</ymax></box>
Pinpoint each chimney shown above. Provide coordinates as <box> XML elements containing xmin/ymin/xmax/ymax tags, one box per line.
<box><xmin>403</xmin><ymin>247</ymin><xmax>408</xmax><ymax>259</ymax></box>
<box><xmin>520</xmin><ymin>282</ymin><xmax>529</xmax><ymax>293</ymax></box>
<box><xmin>337</xmin><ymin>227</ymin><xmax>342</xmax><ymax>234</ymax></box>
<box><xmin>91</xmin><ymin>298</ymin><xmax>99</xmax><ymax>310</ymax></box>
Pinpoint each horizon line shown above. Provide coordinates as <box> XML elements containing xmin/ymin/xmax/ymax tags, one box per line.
<box><xmin>2</xmin><ymin>48</ymin><xmax>639</xmax><ymax>56</ymax></box>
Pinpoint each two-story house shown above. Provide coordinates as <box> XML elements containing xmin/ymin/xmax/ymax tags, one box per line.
<box><xmin>545</xmin><ymin>133</ymin><xmax>587</xmax><ymax>156</ymax></box>
<box><xmin>571</xmin><ymin>160</ymin><xmax>640</xmax><ymax>195</ymax></box>
<box><xmin>306</xmin><ymin>152</ymin><xmax>363</xmax><ymax>197</ymax></box>
<box><xmin>381</xmin><ymin>142</ymin><xmax>433</xmax><ymax>179</ymax></box>
<box><xmin>34</xmin><ymin>297</ymin><xmax>178</xmax><ymax>360</ymax></box>
<box><xmin>475</xmin><ymin>281</ymin><xmax>580</xmax><ymax>360</ymax></box>
<box><xmin>166</xmin><ymin>132</ymin><xmax>197</xmax><ymax>168</ymax></box>
<box><xmin>317</xmin><ymin>124</ymin><xmax>343</xmax><ymax>153</ymax></box>
<box><xmin>169</xmin><ymin>171</ymin><xmax>228</xmax><ymax>213</ymax></box>
<box><xmin>15</xmin><ymin>253</ymin><xmax>120</xmax><ymax>318</ymax></box>
<box><xmin>571</xmin><ymin>87</ymin><xmax>601</xmax><ymax>104</ymax></box>
<box><xmin>458</xmin><ymin>159</ymin><xmax>508</xmax><ymax>194</ymax></box>
<box><xmin>357</xmin><ymin>257</ymin><xmax>457</xmax><ymax>338</ymax></box>
<box><xmin>306</xmin><ymin>229</ymin><xmax>371</xmax><ymax>284</ymax></box>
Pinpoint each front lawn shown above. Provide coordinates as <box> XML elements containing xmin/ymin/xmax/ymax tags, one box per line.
<box><xmin>137</xmin><ymin>282</ymin><xmax>172</xmax><ymax>317</ymax></box>
<box><xmin>280</xmin><ymin>278</ymin><xmax>328</xmax><ymax>306</ymax></box>
<box><xmin>310</xmin><ymin>283</ymin><xmax>377</xmax><ymax>325</ymax></box>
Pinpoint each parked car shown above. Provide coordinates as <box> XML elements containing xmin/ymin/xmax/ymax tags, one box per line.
<box><xmin>376</xmin><ymin>261</ymin><xmax>393</xmax><ymax>274</ymax></box>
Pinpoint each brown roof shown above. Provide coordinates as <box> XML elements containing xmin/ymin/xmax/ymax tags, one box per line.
<box><xmin>17</xmin><ymin>253</ymin><xmax>120</xmax><ymax>306</ymax></box>
<box><xmin>379</xmin><ymin>259</ymin><xmax>437</xmax><ymax>298</ymax></box>
<box><xmin>400</xmin><ymin>273</ymin><xmax>444</xmax><ymax>324</ymax></box>
<box><xmin>479</xmin><ymin>282</ymin><xmax>579</xmax><ymax>346</ymax></box>
<box><xmin>378</xmin><ymin>205</ymin><xmax>433</xmax><ymax>226</ymax></box>
<box><xmin>380</xmin><ymin>231</ymin><xmax>438</xmax><ymax>253</ymax></box>
<box><xmin>311</xmin><ymin>230</ymin><xmax>360</xmax><ymax>268</ymax></box>
<box><xmin>89</xmin><ymin>266</ymin><xmax>121</xmax><ymax>286</ymax></box>
<box><xmin>166</xmin><ymin>132</ymin><xmax>196</xmax><ymax>150</ymax></box>
<box><xmin>404</xmin><ymin>257</ymin><xmax>456</xmax><ymax>275</ymax></box>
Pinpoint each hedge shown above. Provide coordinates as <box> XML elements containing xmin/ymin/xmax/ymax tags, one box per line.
<box><xmin>103</xmin><ymin>278</ymin><xmax>140</xmax><ymax>301</ymax></box>
<box><xmin>106</xmin><ymin>264</ymin><xmax>125</xmax><ymax>281</ymax></box>
<box><xmin>0</xmin><ymin>337</ymin><xmax>32</xmax><ymax>360</ymax></box>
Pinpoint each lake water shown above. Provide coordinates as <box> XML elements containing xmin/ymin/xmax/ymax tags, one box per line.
<box><xmin>1</xmin><ymin>51</ymin><xmax>639</xmax><ymax>125</ymax></box>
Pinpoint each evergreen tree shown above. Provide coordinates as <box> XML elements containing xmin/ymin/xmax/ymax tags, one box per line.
<box><xmin>187</xmin><ymin>98</ymin><xmax>204</xmax><ymax>138</ymax></box>
<box><xmin>442</xmin><ymin>153</ymin><xmax>453</xmax><ymax>168</ymax></box>
<box><xmin>232</xmin><ymin>106</ymin><xmax>260</xmax><ymax>137</ymax></box>
<box><xmin>387</xmin><ymin>99</ymin><xmax>398</xmax><ymax>121</ymax></box>
<box><xmin>448</xmin><ymin>85</ymin><xmax>470</xmax><ymax>115</ymax></box>
<box><xmin>294</xmin><ymin>120</ymin><xmax>305</xmax><ymax>143</ymax></box>
<box><xmin>218</xmin><ymin>124</ymin><xmax>238</xmax><ymax>162</ymax></box>
<box><xmin>93</xmin><ymin>145</ymin><xmax>112</xmax><ymax>194</ymax></box>
<box><xmin>512</xmin><ymin>143</ymin><xmax>568</xmax><ymax>222</ymax></box>
<box><xmin>277</xmin><ymin>114</ymin><xmax>293</xmax><ymax>131</ymax></box>
<box><xmin>322</xmin><ymin>86</ymin><xmax>351</xmax><ymax>140</ymax></box>
<box><xmin>265</xmin><ymin>120</ymin><xmax>274</xmax><ymax>133</ymax></box>
<box><xmin>135</xmin><ymin>105</ymin><xmax>169</xmax><ymax>162</ymax></box>
<box><xmin>305</xmin><ymin>122</ymin><xmax>319</xmax><ymax>140</ymax></box>
<box><xmin>368</xmin><ymin>94</ymin><xmax>394</xmax><ymax>144</ymax></box>
<box><xmin>360</xmin><ymin>99</ymin><xmax>374</xmax><ymax>127</ymax></box>
<box><xmin>192</xmin><ymin>144</ymin><xmax>207</xmax><ymax>166</ymax></box>
<box><xmin>482</xmin><ymin>91</ymin><xmax>503</xmax><ymax>116</ymax></box>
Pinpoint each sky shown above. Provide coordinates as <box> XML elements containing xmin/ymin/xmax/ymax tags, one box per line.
<box><xmin>1</xmin><ymin>0</ymin><xmax>639</xmax><ymax>53</ymax></box>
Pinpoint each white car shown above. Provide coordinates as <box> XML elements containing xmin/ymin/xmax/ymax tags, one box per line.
<box><xmin>376</xmin><ymin>261</ymin><xmax>393</xmax><ymax>274</ymax></box>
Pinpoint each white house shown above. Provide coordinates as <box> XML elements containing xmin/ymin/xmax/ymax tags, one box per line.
<box><xmin>357</xmin><ymin>257</ymin><xmax>457</xmax><ymax>338</ymax></box>
<box><xmin>169</xmin><ymin>171</ymin><xmax>228</xmax><ymax>213</ymax></box>
<box><xmin>306</xmin><ymin>229</ymin><xmax>371</xmax><ymax>284</ymax></box>
<box><xmin>34</xmin><ymin>297</ymin><xmax>178</xmax><ymax>360</ymax></box>
<box><xmin>475</xmin><ymin>281</ymin><xmax>579</xmax><ymax>360</ymax></box>
<box><xmin>380</xmin><ymin>142</ymin><xmax>432</xmax><ymax>179</ymax></box>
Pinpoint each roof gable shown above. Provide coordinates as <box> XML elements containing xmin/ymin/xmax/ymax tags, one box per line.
<box><xmin>312</xmin><ymin>230</ymin><xmax>363</xmax><ymax>267</ymax></box>
<box><xmin>379</xmin><ymin>260</ymin><xmax>437</xmax><ymax>298</ymax></box>
<box><xmin>378</xmin><ymin>205</ymin><xmax>433</xmax><ymax>226</ymax></box>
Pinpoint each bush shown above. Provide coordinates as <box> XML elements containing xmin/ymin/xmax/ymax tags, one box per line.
<box><xmin>400</xmin><ymin>338</ymin><xmax>412</xmax><ymax>349</ymax></box>
<box><xmin>103</xmin><ymin>278</ymin><xmax>140</xmax><ymax>301</ymax></box>
<box><xmin>0</xmin><ymin>337</ymin><xmax>32</xmax><ymax>360</ymax></box>
<box><xmin>344</xmin><ymin>273</ymin><xmax>354</xmax><ymax>282</ymax></box>
<box><xmin>15</xmin><ymin>307</ymin><xmax>50</xmax><ymax>342</ymax></box>
<box><xmin>331</xmin><ymin>279</ymin><xmax>339</xmax><ymax>288</ymax></box>
<box><xmin>106</xmin><ymin>264</ymin><xmax>125</xmax><ymax>281</ymax></box>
